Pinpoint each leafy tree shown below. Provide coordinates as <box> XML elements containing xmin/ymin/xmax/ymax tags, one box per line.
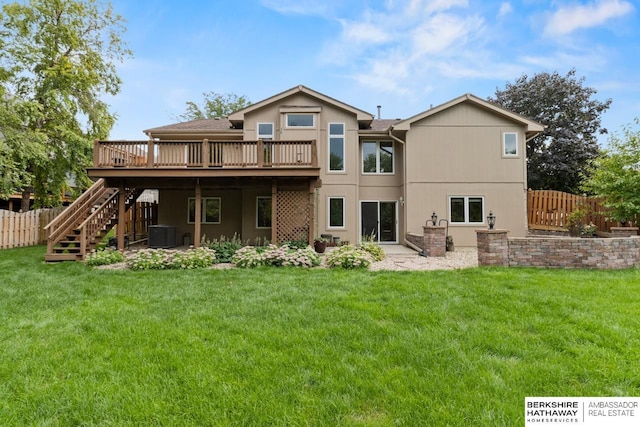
<box><xmin>489</xmin><ymin>69</ymin><xmax>611</xmax><ymax>193</ymax></box>
<box><xmin>178</xmin><ymin>92</ymin><xmax>251</xmax><ymax>121</ymax></box>
<box><xmin>582</xmin><ymin>120</ymin><xmax>640</xmax><ymax>224</ymax></box>
<box><xmin>0</xmin><ymin>0</ymin><xmax>131</xmax><ymax>210</ymax></box>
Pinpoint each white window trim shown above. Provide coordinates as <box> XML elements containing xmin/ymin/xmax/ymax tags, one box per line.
<box><xmin>257</xmin><ymin>122</ymin><xmax>274</xmax><ymax>140</ymax></box>
<box><xmin>286</xmin><ymin>113</ymin><xmax>315</xmax><ymax>128</ymax></box>
<box><xmin>502</xmin><ymin>132</ymin><xmax>519</xmax><ymax>158</ymax></box>
<box><xmin>448</xmin><ymin>196</ymin><xmax>485</xmax><ymax>225</ymax></box>
<box><xmin>362</xmin><ymin>140</ymin><xmax>394</xmax><ymax>175</ymax></box>
<box><xmin>328</xmin><ymin>122</ymin><xmax>346</xmax><ymax>173</ymax></box>
<box><xmin>187</xmin><ymin>197</ymin><xmax>221</xmax><ymax>224</ymax></box>
<box><xmin>256</xmin><ymin>196</ymin><xmax>272</xmax><ymax>229</ymax></box>
<box><xmin>328</xmin><ymin>196</ymin><xmax>346</xmax><ymax>229</ymax></box>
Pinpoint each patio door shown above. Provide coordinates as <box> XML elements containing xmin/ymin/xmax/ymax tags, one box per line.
<box><xmin>360</xmin><ymin>201</ymin><xmax>397</xmax><ymax>243</ymax></box>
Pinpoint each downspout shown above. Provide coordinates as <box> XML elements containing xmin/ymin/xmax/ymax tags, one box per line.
<box><xmin>387</xmin><ymin>127</ymin><xmax>421</xmax><ymax>251</ymax></box>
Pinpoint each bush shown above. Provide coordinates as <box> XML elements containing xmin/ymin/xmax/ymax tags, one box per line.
<box><xmin>325</xmin><ymin>245</ymin><xmax>373</xmax><ymax>269</ymax></box>
<box><xmin>358</xmin><ymin>241</ymin><xmax>385</xmax><ymax>262</ymax></box>
<box><xmin>126</xmin><ymin>248</ymin><xmax>216</xmax><ymax>270</ymax></box>
<box><xmin>201</xmin><ymin>234</ymin><xmax>244</xmax><ymax>263</ymax></box>
<box><xmin>232</xmin><ymin>244</ymin><xmax>320</xmax><ymax>268</ymax></box>
<box><xmin>85</xmin><ymin>248</ymin><xmax>124</xmax><ymax>266</ymax></box>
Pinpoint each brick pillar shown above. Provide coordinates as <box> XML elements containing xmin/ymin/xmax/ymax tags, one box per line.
<box><xmin>423</xmin><ymin>226</ymin><xmax>446</xmax><ymax>257</ymax></box>
<box><xmin>476</xmin><ymin>229</ymin><xmax>509</xmax><ymax>267</ymax></box>
<box><xmin>610</xmin><ymin>227</ymin><xmax>639</xmax><ymax>237</ymax></box>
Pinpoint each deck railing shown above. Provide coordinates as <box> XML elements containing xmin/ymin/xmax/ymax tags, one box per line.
<box><xmin>93</xmin><ymin>139</ymin><xmax>318</xmax><ymax>169</ymax></box>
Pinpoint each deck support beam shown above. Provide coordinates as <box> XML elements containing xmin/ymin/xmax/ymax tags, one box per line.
<box><xmin>194</xmin><ymin>180</ymin><xmax>201</xmax><ymax>248</ymax></box>
<box><xmin>117</xmin><ymin>182</ymin><xmax>126</xmax><ymax>251</ymax></box>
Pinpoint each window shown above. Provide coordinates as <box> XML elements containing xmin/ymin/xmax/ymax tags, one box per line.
<box><xmin>362</xmin><ymin>141</ymin><xmax>394</xmax><ymax>174</ymax></box>
<box><xmin>449</xmin><ymin>196</ymin><xmax>484</xmax><ymax>224</ymax></box>
<box><xmin>328</xmin><ymin>197</ymin><xmax>345</xmax><ymax>228</ymax></box>
<box><xmin>258</xmin><ymin>123</ymin><xmax>274</xmax><ymax>140</ymax></box>
<box><xmin>286</xmin><ymin>113</ymin><xmax>314</xmax><ymax>127</ymax></box>
<box><xmin>329</xmin><ymin>123</ymin><xmax>345</xmax><ymax>172</ymax></box>
<box><xmin>503</xmin><ymin>132</ymin><xmax>518</xmax><ymax>157</ymax></box>
<box><xmin>256</xmin><ymin>197</ymin><xmax>272</xmax><ymax>228</ymax></box>
<box><xmin>188</xmin><ymin>197</ymin><xmax>221</xmax><ymax>224</ymax></box>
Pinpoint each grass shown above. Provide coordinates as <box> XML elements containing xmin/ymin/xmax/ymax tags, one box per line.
<box><xmin>1</xmin><ymin>246</ymin><xmax>639</xmax><ymax>425</ymax></box>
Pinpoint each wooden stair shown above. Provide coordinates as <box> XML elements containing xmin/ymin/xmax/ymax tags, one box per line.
<box><xmin>44</xmin><ymin>179</ymin><xmax>143</xmax><ymax>261</ymax></box>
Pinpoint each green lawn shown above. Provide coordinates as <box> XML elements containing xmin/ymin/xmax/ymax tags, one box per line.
<box><xmin>1</xmin><ymin>246</ymin><xmax>639</xmax><ymax>426</ymax></box>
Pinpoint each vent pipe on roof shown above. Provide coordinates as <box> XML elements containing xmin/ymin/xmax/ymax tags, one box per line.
<box><xmin>377</xmin><ymin>105</ymin><xmax>381</xmax><ymax>120</ymax></box>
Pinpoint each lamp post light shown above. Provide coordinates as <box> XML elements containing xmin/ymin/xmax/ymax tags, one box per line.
<box><xmin>431</xmin><ymin>211</ymin><xmax>438</xmax><ymax>226</ymax></box>
<box><xmin>487</xmin><ymin>210</ymin><xmax>496</xmax><ymax>230</ymax></box>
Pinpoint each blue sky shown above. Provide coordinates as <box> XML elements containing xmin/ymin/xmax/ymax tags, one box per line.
<box><xmin>107</xmin><ymin>0</ymin><xmax>639</xmax><ymax>144</ymax></box>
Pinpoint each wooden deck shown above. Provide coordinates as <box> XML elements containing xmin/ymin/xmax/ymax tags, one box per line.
<box><xmin>89</xmin><ymin>139</ymin><xmax>320</xmax><ymax>179</ymax></box>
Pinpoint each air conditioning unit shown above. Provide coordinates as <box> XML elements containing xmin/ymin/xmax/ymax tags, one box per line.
<box><xmin>148</xmin><ymin>225</ymin><xmax>177</xmax><ymax>248</ymax></box>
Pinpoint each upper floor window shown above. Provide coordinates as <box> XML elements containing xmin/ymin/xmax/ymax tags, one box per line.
<box><xmin>258</xmin><ymin>123</ymin><xmax>274</xmax><ymax>140</ymax></box>
<box><xmin>362</xmin><ymin>141</ymin><xmax>394</xmax><ymax>174</ymax></box>
<box><xmin>329</xmin><ymin>123</ymin><xmax>345</xmax><ymax>172</ymax></box>
<box><xmin>503</xmin><ymin>132</ymin><xmax>518</xmax><ymax>157</ymax></box>
<box><xmin>286</xmin><ymin>113</ymin><xmax>314</xmax><ymax>127</ymax></box>
<box><xmin>449</xmin><ymin>196</ymin><xmax>484</xmax><ymax>224</ymax></box>
<box><xmin>188</xmin><ymin>197</ymin><xmax>221</xmax><ymax>224</ymax></box>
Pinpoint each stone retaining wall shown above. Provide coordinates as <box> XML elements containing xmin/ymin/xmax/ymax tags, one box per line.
<box><xmin>477</xmin><ymin>229</ymin><xmax>640</xmax><ymax>269</ymax></box>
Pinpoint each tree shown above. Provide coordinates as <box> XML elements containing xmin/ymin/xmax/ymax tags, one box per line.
<box><xmin>489</xmin><ymin>69</ymin><xmax>611</xmax><ymax>193</ymax></box>
<box><xmin>582</xmin><ymin>120</ymin><xmax>640</xmax><ymax>224</ymax></box>
<box><xmin>0</xmin><ymin>0</ymin><xmax>131</xmax><ymax>211</ymax></box>
<box><xmin>177</xmin><ymin>92</ymin><xmax>251</xmax><ymax>121</ymax></box>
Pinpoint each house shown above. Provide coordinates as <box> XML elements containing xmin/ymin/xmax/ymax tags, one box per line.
<box><xmin>44</xmin><ymin>85</ymin><xmax>544</xmax><ymax>261</ymax></box>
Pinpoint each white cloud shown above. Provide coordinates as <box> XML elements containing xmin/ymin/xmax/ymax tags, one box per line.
<box><xmin>544</xmin><ymin>0</ymin><xmax>634</xmax><ymax>37</ymax></box>
<box><xmin>340</xmin><ymin>20</ymin><xmax>391</xmax><ymax>44</ymax></box>
<box><xmin>259</xmin><ymin>0</ymin><xmax>335</xmax><ymax>16</ymax></box>
<box><xmin>411</xmin><ymin>13</ymin><xmax>483</xmax><ymax>56</ymax></box>
<box><xmin>498</xmin><ymin>2</ymin><xmax>513</xmax><ymax>18</ymax></box>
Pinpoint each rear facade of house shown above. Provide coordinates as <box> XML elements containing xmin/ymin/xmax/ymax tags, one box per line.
<box><xmin>45</xmin><ymin>85</ymin><xmax>543</xmax><ymax>260</ymax></box>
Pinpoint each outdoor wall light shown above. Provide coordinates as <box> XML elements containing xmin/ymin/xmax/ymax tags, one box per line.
<box><xmin>487</xmin><ymin>210</ymin><xmax>496</xmax><ymax>230</ymax></box>
<box><xmin>431</xmin><ymin>211</ymin><xmax>438</xmax><ymax>226</ymax></box>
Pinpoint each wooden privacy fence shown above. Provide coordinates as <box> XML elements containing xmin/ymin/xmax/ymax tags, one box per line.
<box><xmin>1</xmin><ymin>202</ymin><xmax>157</xmax><ymax>250</ymax></box>
<box><xmin>527</xmin><ymin>190</ymin><xmax>622</xmax><ymax>232</ymax></box>
<box><xmin>0</xmin><ymin>207</ymin><xmax>65</xmax><ymax>249</ymax></box>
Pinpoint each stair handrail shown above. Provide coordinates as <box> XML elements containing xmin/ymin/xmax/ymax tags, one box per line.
<box><xmin>76</xmin><ymin>187</ymin><xmax>142</xmax><ymax>257</ymax></box>
<box><xmin>46</xmin><ymin>180</ymin><xmax>116</xmax><ymax>245</ymax></box>
<box><xmin>44</xmin><ymin>178</ymin><xmax>106</xmax><ymax>232</ymax></box>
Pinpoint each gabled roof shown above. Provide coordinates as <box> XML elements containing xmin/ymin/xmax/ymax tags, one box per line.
<box><xmin>392</xmin><ymin>93</ymin><xmax>545</xmax><ymax>139</ymax></box>
<box><xmin>227</xmin><ymin>85</ymin><xmax>375</xmax><ymax>126</ymax></box>
<box><xmin>144</xmin><ymin>117</ymin><xmax>235</xmax><ymax>134</ymax></box>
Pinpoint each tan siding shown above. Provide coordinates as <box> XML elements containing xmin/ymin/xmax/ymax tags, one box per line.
<box><xmin>404</xmin><ymin>101</ymin><xmax>529</xmax><ymax>247</ymax></box>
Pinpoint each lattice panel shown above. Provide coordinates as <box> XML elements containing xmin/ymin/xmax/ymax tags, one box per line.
<box><xmin>276</xmin><ymin>190</ymin><xmax>310</xmax><ymax>242</ymax></box>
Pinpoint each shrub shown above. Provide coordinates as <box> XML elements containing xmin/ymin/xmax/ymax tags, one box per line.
<box><xmin>201</xmin><ymin>234</ymin><xmax>244</xmax><ymax>263</ymax></box>
<box><xmin>169</xmin><ymin>248</ymin><xmax>217</xmax><ymax>269</ymax></box>
<box><xmin>283</xmin><ymin>239</ymin><xmax>310</xmax><ymax>250</ymax></box>
<box><xmin>232</xmin><ymin>244</ymin><xmax>320</xmax><ymax>268</ymax></box>
<box><xmin>358</xmin><ymin>241</ymin><xmax>385</xmax><ymax>262</ymax></box>
<box><xmin>85</xmin><ymin>248</ymin><xmax>124</xmax><ymax>266</ymax></box>
<box><xmin>126</xmin><ymin>248</ymin><xmax>216</xmax><ymax>270</ymax></box>
<box><xmin>325</xmin><ymin>245</ymin><xmax>373</xmax><ymax>269</ymax></box>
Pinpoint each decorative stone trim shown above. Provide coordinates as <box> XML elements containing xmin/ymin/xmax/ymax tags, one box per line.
<box><xmin>610</xmin><ymin>227</ymin><xmax>639</xmax><ymax>237</ymax></box>
<box><xmin>476</xmin><ymin>229</ymin><xmax>640</xmax><ymax>269</ymax></box>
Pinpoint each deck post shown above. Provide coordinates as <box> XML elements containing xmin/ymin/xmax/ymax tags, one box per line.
<box><xmin>257</xmin><ymin>139</ymin><xmax>264</xmax><ymax>168</ymax></box>
<box><xmin>308</xmin><ymin>178</ymin><xmax>315</xmax><ymax>244</ymax></box>
<box><xmin>93</xmin><ymin>140</ymin><xmax>100</xmax><ymax>167</ymax></box>
<box><xmin>147</xmin><ymin>138</ymin><xmax>154</xmax><ymax>168</ymax></box>
<box><xmin>271</xmin><ymin>179</ymin><xmax>277</xmax><ymax>244</ymax></box>
<box><xmin>194</xmin><ymin>180</ymin><xmax>201</xmax><ymax>248</ymax></box>
<box><xmin>117</xmin><ymin>183</ymin><xmax>126</xmax><ymax>251</ymax></box>
<box><xmin>311</xmin><ymin>139</ymin><xmax>318</xmax><ymax>168</ymax></box>
<box><xmin>202</xmin><ymin>139</ymin><xmax>209</xmax><ymax>168</ymax></box>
